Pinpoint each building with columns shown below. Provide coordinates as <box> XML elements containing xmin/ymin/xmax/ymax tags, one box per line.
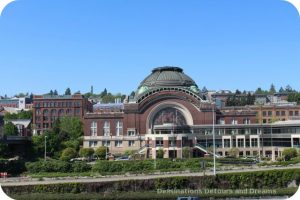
<box><xmin>82</xmin><ymin>66</ymin><xmax>300</xmax><ymax>160</ymax></box>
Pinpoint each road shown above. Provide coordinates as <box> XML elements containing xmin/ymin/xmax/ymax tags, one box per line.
<box><xmin>1</xmin><ymin>165</ymin><xmax>300</xmax><ymax>186</ymax></box>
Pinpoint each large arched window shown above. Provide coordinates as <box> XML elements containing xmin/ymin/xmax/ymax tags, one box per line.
<box><xmin>153</xmin><ymin>107</ymin><xmax>187</xmax><ymax>126</ymax></box>
<box><xmin>51</xmin><ymin>109</ymin><xmax>57</xmax><ymax>116</ymax></box>
<box><xmin>43</xmin><ymin>109</ymin><xmax>49</xmax><ymax>116</ymax></box>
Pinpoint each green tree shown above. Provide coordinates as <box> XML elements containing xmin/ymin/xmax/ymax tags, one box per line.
<box><xmin>60</xmin><ymin>147</ymin><xmax>77</xmax><ymax>161</ymax></box>
<box><xmin>100</xmin><ymin>88</ymin><xmax>108</xmax><ymax>97</ymax></box>
<box><xmin>156</xmin><ymin>148</ymin><xmax>164</xmax><ymax>159</ymax></box>
<box><xmin>79</xmin><ymin>148</ymin><xmax>94</xmax><ymax>159</ymax></box>
<box><xmin>53</xmin><ymin>90</ymin><xmax>58</xmax><ymax>95</ymax></box>
<box><xmin>95</xmin><ymin>146</ymin><xmax>108</xmax><ymax>160</ymax></box>
<box><xmin>59</xmin><ymin>117</ymin><xmax>83</xmax><ymax>140</ymax></box>
<box><xmin>182</xmin><ymin>147</ymin><xmax>191</xmax><ymax>158</ymax></box>
<box><xmin>269</xmin><ymin>84</ymin><xmax>276</xmax><ymax>94</ymax></box>
<box><xmin>4</xmin><ymin>122</ymin><xmax>19</xmax><ymax>136</ymax></box>
<box><xmin>49</xmin><ymin>90</ymin><xmax>54</xmax><ymax>96</ymax></box>
<box><xmin>282</xmin><ymin>148</ymin><xmax>298</xmax><ymax>161</ymax></box>
<box><xmin>65</xmin><ymin>88</ymin><xmax>71</xmax><ymax>95</ymax></box>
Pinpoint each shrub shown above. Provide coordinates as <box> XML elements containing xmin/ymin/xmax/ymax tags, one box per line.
<box><xmin>71</xmin><ymin>162</ymin><xmax>92</xmax><ymax>172</ymax></box>
<box><xmin>156</xmin><ymin>148</ymin><xmax>164</xmax><ymax>159</ymax></box>
<box><xmin>26</xmin><ymin>160</ymin><xmax>71</xmax><ymax>173</ymax></box>
<box><xmin>79</xmin><ymin>148</ymin><xmax>94</xmax><ymax>159</ymax></box>
<box><xmin>60</xmin><ymin>148</ymin><xmax>77</xmax><ymax>162</ymax></box>
<box><xmin>94</xmin><ymin>147</ymin><xmax>107</xmax><ymax>160</ymax></box>
<box><xmin>0</xmin><ymin>159</ymin><xmax>26</xmax><ymax>174</ymax></box>
<box><xmin>282</xmin><ymin>148</ymin><xmax>298</xmax><ymax>161</ymax></box>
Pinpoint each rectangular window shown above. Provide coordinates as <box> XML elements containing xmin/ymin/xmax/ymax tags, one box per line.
<box><xmin>231</xmin><ymin>118</ymin><xmax>238</xmax><ymax>125</ymax></box>
<box><xmin>156</xmin><ymin>140</ymin><xmax>163</xmax><ymax>147</ymax></box>
<box><xmin>251</xmin><ymin>138</ymin><xmax>258</xmax><ymax>147</ymax></box>
<box><xmin>103</xmin><ymin>121</ymin><xmax>110</xmax><ymax>136</ymax></box>
<box><xmin>295</xmin><ymin>111</ymin><xmax>299</xmax><ymax>116</ymax></box>
<box><xmin>276</xmin><ymin>111</ymin><xmax>280</xmax><ymax>116</ymax></box>
<box><xmin>128</xmin><ymin>140</ymin><xmax>135</xmax><ymax>147</ymax></box>
<box><xmin>115</xmin><ymin>140</ymin><xmax>123</xmax><ymax>147</ymax></box>
<box><xmin>237</xmin><ymin>139</ymin><xmax>244</xmax><ymax>148</ymax></box>
<box><xmin>102</xmin><ymin>141</ymin><xmax>110</xmax><ymax>147</ymax></box>
<box><xmin>262</xmin><ymin>111</ymin><xmax>267</xmax><ymax>117</ymax></box>
<box><xmin>268</xmin><ymin>111</ymin><xmax>272</xmax><ymax>116</ymax></box>
<box><xmin>116</xmin><ymin>121</ymin><xmax>123</xmax><ymax>136</ymax></box>
<box><xmin>289</xmin><ymin>111</ymin><xmax>294</xmax><ymax>116</ymax></box>
<box><xmin>127</xmin><ymin>130</ymin><xmax>136</xmax><ymax>136</ymax></box>
<box><xmin>224</xmin><ymin>139</ymin><xmax>231</xmax><ymax>148</ymax></box>
<box><xmin>281</xmin><ymin>111</ymin><xmax>286</xmax><ymax>116</ymax></box>
<box><xmin>89</xmin><ymin>141</ymin><xmax>98</xmax><ymax>148</ymax></box>
<box><xmin>90</xmin><ymin>121</ymin><xmax>97</xmax><ymax>136</ymax></box>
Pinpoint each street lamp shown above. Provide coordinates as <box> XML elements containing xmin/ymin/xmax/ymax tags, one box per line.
<box><xmin>44</xmin><ymin>136</ymin><xmax>47</xmax><ymax>161</ymax></box>
<box><xmin>212</xmin><ymin>103</ymin><xmax>216</xmax><ymax>176</ymax></box>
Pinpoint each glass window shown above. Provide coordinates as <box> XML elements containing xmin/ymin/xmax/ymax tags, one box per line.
<box><xmin>91</xmin><ymin>121</ymin><xmax>97</xmax><ymax>136</ymax></box>
<box><xmin>127</xmin><ymin>130</ymin><xmax>136</xmax><ymax>136</ymax></box>
<box><xmin>281</xmin><ymin>111</ymin><xmax>286</xmax><ymax>116</ymax></box>
<box><xmin>102</xmin><ymin>141</ymin><xmax>110</xmax><ymax>147</ymax></box>
<box><xmin>268</xmin><ymin>111</ymin><xmax>272</xmax><ymax>116</ymax></box>
<box><xmin>43</xmin><ymin>109</ymin><xmax>49</xmax><ymax>115</ymax></box>
<box><xmin>224</xmin><ymin>139</ymin><xmax>230</xmax><ymax>148</ymax></box>
<box><xmin>295</xmin><ymin>111</ymin><xmax>299</xmax><ymax>116</ymax></box>
<box><xmin>128</xmin><ymin>140</ymin><xmax>135</xmax><ymax>147</ymax></box>
<box><xmin>103</xmin><ymin>121</ymin><xmax>110</xmax><ymax>136</ymax></box>
<box><xmin>289</xmin><ymin>111</ymin><xmax>294</xmax><ymax>116</ymax></box>
<box><xmin>276</xmin><ymin>111</ymin><xmax>280</xmax><ymax>116</ymax></box>
<box><xmin>36</xmin><ymin>109</ymin><xmax>41</xmax><ymax>115</ymax></box>
<box><xmin>251</xmin><ymin>138</ymin><xmax>258</xmax><ymax>147</ymax></box>
<box><xmin>262</xmin><ymin>111</ymin><xmax>267</xmax><ymax>117</ymax></box>
<box><xmin>89</xmin><ymin>141</ymin><xmax>97</xmax><ymax>148</ymax></box>
<box><xmin>116</xmin><ymin>121</ymin><xmax>123</xmax><ymax>136</ymax></box>
<box><xmin>115</xmin><ymin>140</ymin><xmax>123</xmax><ymax>147</ymax></box>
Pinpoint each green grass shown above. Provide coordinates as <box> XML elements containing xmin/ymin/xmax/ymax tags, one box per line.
<box><xmin>9</xmin><ymin>188</ymin><xmax>297</xmax><ymax>200</ymax></box>
<box><xmin>258</xmin><ymin>157</ymin><xmax>300</xmax><ymax>167</ymax></box>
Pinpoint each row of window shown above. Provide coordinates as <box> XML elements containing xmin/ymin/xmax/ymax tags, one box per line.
<box><xmin>36</xmin><ymin>109</ymin><xmax>81</xmax><ymax>116</ymax></box>
<box><xmin>217</xmin><ymin>118</ymin><xmax>251</xmax><ymax>125</ymax></box>
<box><xmin>35</xmin><ymin>101</ymin><xmax>81</xmax><ymax>108</ymax></box>
<box><xmin>262</xmin><ymin>110</ymin><xmax>299</xmax><ymax>117</ymax></box>
<box><xmin>89</xmin><ymin>140</ymin><xmax>136</xmax><ymax>148</ymax></box>
<box><xmin>90</xmin><ymin>121</ymin><xmax>127</xmax><ymax>136</ymax></box>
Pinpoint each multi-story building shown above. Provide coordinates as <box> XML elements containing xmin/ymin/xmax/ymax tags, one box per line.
<box><xmin>82</xmin><ymin>66</ymin><xmax>300</xmax><ymax>161</ymax></box>
<box><xmin>0</xmin><ymin>97</ymin><xmax>32</xmax><ymax>110</ymax></box>
<box><xmin>32</xmin><ymin>94</ymin><xmax>93</xmax><ymax>134</ymax></box>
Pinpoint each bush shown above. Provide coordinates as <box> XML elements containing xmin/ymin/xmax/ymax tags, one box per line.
<box><xmin>94</xmin><ymin>147</ymin><xmax>107</xmax><ymax>160</ymax></box>
<box><xmin>60</xmin><ymin>148</ymin><xmax>77</xmax><ymax>161</ymax></box>
<box><xmin>156</xmin><ymin>148</ymin><xmax>164</xmax><ymax>159</ymax></box>
<box><xmin>79</xmin><ymin>148</ymin><xmax>94</xmax><ymax>159</ymax></box>
<box><xmin>282</xmin><ymin>148</ymin><xmax>298</xmax><ymax>161</ymax></box>
<box><xmin>71</xmin><ymin>162</ymin><xmax>92</xmax><ymax>172</ymax></box>
<box><xmin>0</xmin><ymin>159</ymin><xmax>26</xmax><ymax>175</ymax></box>
<box><xmin>26</xmin><ymin>160</ymin><xmax>71</xmax><ymax>173</ymax></box>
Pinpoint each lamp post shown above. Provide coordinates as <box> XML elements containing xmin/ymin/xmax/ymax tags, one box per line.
<box><xmin>44</xmin><ymin>136</ymin><xmax>47</xmax><ymax>161</ymax></box>
<box><xmin>212</xmin><ymin>103</ymin><xmax>216</xmax><ymax>176</ymax></box>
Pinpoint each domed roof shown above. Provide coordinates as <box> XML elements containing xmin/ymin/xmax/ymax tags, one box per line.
<box><xmin>139</xmin><ymin>66</ymin><xmax>197</xmax><ymax>88</ymax></box>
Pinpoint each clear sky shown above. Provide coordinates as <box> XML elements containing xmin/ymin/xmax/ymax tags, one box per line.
<box><xmin>0</xmin><ymin>0</ymin><xmax>300</xmax><ymax>96</ymax></box>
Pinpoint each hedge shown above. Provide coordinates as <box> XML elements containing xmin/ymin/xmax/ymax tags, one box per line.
<box><xmin>3</xmin><ymin>169</ymin><xmax>300</xmax><ymax>196</ymax></box>
<box><xmin>26</xmin><ymin>160</ymin><xmax>91</xmax><ymax>173</ymax></box>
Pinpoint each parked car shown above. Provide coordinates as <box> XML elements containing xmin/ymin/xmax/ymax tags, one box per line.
<box><xmin>177</xmin><ymin>197</ymin><xmax>200</xmax><ymax>200</ymax></box>
<box><xmin>70</xmin><ymin>157</ymin><xmax>88</xmax><ymax>162</ymax></box>
<box><xmin>114</xmin><ymin>156</ymin><xmax>131</xmax><ymax>161</ymax></box>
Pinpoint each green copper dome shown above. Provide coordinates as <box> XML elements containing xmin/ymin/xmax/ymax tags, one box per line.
<box><xmin>138</xmin><ymin>66</ymin><xmax>197</xmax><ymax>88</ymax></box>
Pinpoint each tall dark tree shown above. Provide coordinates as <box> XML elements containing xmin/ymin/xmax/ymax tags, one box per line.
<box><xmin>65</xmin><ymin>88</ymin><xmax>71</xmax><ymax>95</ymax></box>
<box><xmin>49</xmin><ymin>90</ymin><xmax>54</xmax><ymax>96</ymax></box>
<box><xmin>202</xmin><ymin>86</ymin><xmax>208</xmax><ymax>93</ymax></box>
<box><xmin>279</xmin><ymin>87</ymin><xmax>285</xmax><ymax>93</ymax></box>
<box><xmin>269</xmin><ymin>84</ymin><xmax>276</xmax><ymax>94</ymax></box>
<box><xmin>130</xmin><ymin>91</ymin><xmax>136</xmax><ymax>97</ymax></box>
<box><xmin>100</xmin><ymin>88</ymin><xmax>108</xmax><ymax>97</ymax></box>
<box><xmin>54</xmin><ymin>90</ymin><xmax>58</xmax><ymax>95</ymax></box>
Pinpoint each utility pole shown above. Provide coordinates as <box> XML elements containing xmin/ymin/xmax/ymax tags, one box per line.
<box><xmin>212</xmin><ymin>103</ymin><xmax>216</xmax><ymax>176</ymax></box>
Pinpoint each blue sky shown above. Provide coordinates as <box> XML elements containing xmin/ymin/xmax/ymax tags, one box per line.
<box><xmin>0</xmin><ymin>0</ymin><xmax>300</xmax><ymax>96</ymax></box>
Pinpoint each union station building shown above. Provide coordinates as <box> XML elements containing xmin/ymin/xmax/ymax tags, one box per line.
<box><xmin>82</xmin><ymin>67</ymin><xmax>300</xmax><ymax>160</ymax></box>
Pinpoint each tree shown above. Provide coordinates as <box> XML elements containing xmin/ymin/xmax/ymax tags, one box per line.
<box><xmin>282</xmin><ymin>148</ymin><xmax>298</xmax><ymax>161</ymax></box>
<box><xmin>202</xmin><ymin>86</ymin><xmax>208</xmax><ymax>93</ymax></box>
<box><xmin>65</xmin><ymin>88</ymin><xmax>71</xmax><ymax>95</ymax></box>
<box><xmin>95</xmin><ymin>146</ymin><xmax>108</xmax><ymax>160</ymax></box>
<box><xmin>4</xmin><ymin>122</ymin><xmax>19</xmax><ymax>136</ymax></box>
<box><xmin>182</xmin><ymin>147</ymin><xmax>191</xmax><ymax>158</ymax></box>
<box><xmin>156</xmin><ymin>148</ymin><xmax>164</xmax><ymax>159</ymax></box>
<box><xmin>49</xmin><ymin>90</ymin><xmax>54</xmax><ymax>96</ymax></box>
<box><xmin>285</xmin><ymin>85</ymin><xmax>294</xmax><ymax>93</ymax></box>
<box><xmin>79</xmin><ymin>148</ymin><xmax>94</xmax><ymax>159</ymax></box>
<box><xmin>269</xmin><ymin>84</ymin><xmax>276</xmax><ymax>94</ymax></box>
<box><xmin>54</xmin><ymin>90</ymin><xmax>58</xmax><ymax>95</ymax></box>
<box><xmin>60</xmin><ymin>147</ymin><xmax>77</xmax><ymax>161</ymax></box>
<box><xmin>100</xmin><ymin>88</ymin><xmax>108</xmax><ymax>97</ymax></box>
<box><xmin>279</xmin><ymin>87</ymin><xmax>285</xmax><ymax>93</ymax></box>
<box><xmin>59</xmin><ymin>117</ymin><xmax>83</xmax><ymax>140</ymax></box>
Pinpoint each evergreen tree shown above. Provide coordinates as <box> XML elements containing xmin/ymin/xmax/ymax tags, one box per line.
<box><xmin>54</xmin><ymin>90</ymin><xmax>58</xmax><ymax>95</ymax></box>
<box><xmin>65</xmin><ymin>88</ymin><xmax>71</xmax><ymax>95</ymax></box>
<box><xmin>49</xmin><ymin>90</ymin><xmax>54</xmax><ymax>96</ymax></box>
<box><xmin>269</xmin><ymin>84</ymin><xmax>276</xmax><ymax>94</ymax></box>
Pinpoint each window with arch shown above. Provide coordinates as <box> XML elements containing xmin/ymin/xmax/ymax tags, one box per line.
<box><xmin>153</xmin><ymin>107</ymin><xmax>187</xmax><ymax>126</ymax></box>
<box><xmin>43</xmin><ymin>109</ymin><xmax>49</xmax><ymax>115</ymax></box>
<box><xmin>51</xmin><ymin>109</ymin><xmax>57</xmax><ymax>116</ymax></box>
<box><xmin>116</xmin><ymin>121</ymin><xmax>123</xmax><ymax>136</ymax></box>
<box><xmin>58</xmin><ymin>109</ymin><xmax>64</xmax><ymax>116</ymax></box>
